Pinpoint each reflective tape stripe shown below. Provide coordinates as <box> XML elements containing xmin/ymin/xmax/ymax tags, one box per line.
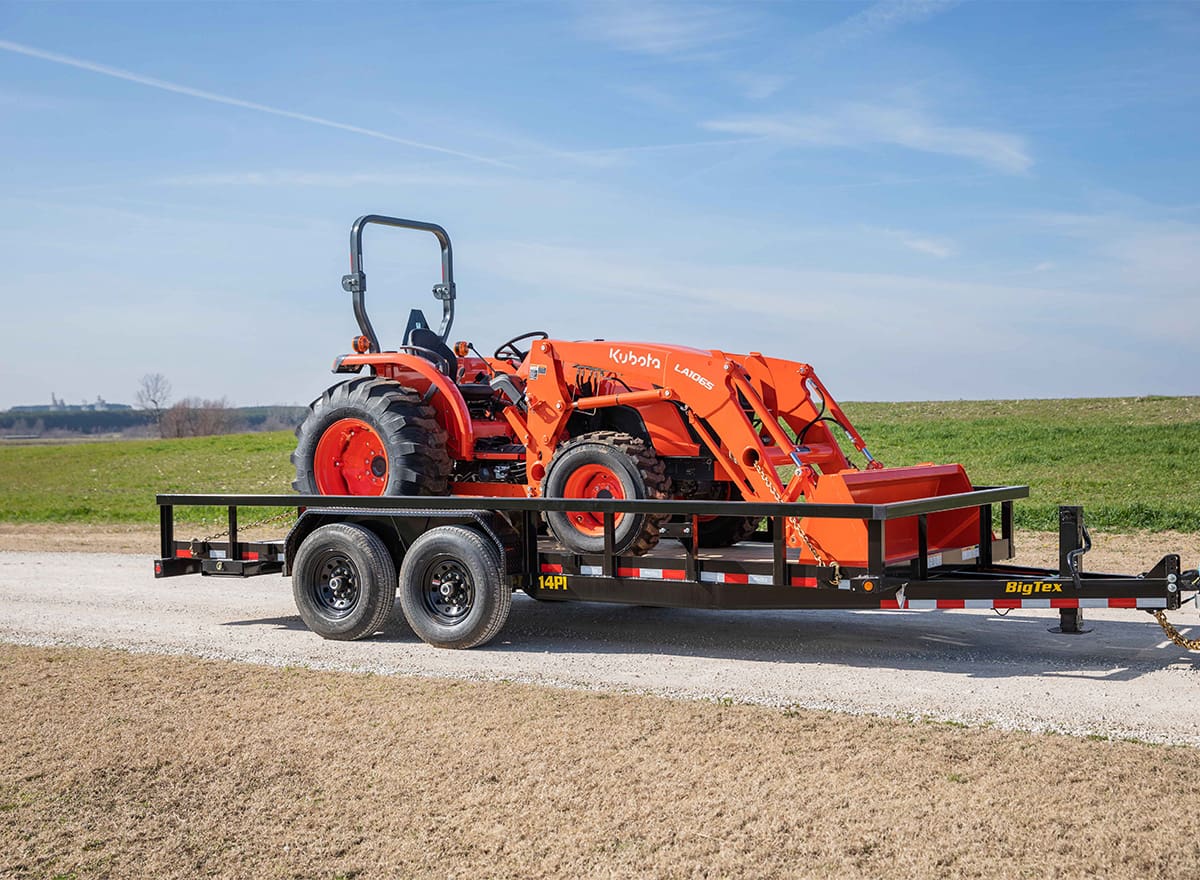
<box><xmin>700</xmin><ymin>571</ymin><xmax>750</xmax><ymax>584</ymax></box>
<box><xmin>882</xmin><ymin>596</ymin><xmax>1170</xmax><ymax>611</ymax></box>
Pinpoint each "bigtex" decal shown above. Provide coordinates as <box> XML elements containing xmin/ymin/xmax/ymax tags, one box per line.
<box><xmin>1005</xmin><ymin>581</ymin><xmax>1064</xmax><ymax>595</ymax></box>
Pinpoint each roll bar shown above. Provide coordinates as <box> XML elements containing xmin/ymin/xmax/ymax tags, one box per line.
<box><xmin>340</xmin><ymin>214</ymin><xmax>456</xmax><ymax>352</ymax></box>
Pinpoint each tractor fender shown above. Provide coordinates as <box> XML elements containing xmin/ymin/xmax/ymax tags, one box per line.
<box><xmin>284</xmin><ymin>508</ymin><xmax>522</xmax><ymax>579</ymax></box>
<box><xmin>337</xmin><ymin>352</ymin><xmax>475</xmax><ymax>460</ymax></box>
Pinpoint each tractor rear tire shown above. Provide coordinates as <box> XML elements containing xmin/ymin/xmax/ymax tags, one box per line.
<box><xmin>292</xmin><ymin>377</ymin><xmax>451</xmax><ymax>497</ymax></box>
<box><xmin>542</xmin><ymin>431</ymin><xmax>669</xmax><ymax>556</ymax></box>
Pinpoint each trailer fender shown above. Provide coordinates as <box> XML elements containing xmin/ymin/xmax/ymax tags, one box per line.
<box><xmin>284</xmin><ymin>508</ymin><xmax>521</xmax><ymax>580</ymax></box>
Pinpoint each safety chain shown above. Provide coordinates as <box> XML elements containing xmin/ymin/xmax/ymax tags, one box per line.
<box><xmin>1152</xmin><ymin>610</ymin><xmax>1200</xmax><ymax>652</ymax></box>
<box><xmin>752</xmin><ymin>458</ymin><xmax>841</xmax><ymax>586</ymax></box>
<box><xmin>191</xmin><ymin>508</ymin><xmax>296</xmax><ymax>545</ymax></box>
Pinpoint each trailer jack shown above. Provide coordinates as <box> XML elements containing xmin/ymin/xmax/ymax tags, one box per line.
<box><xmin>1050</xmin><ymin>506</ymin><xmax>1094</xmax><ymax>634</ymax></box>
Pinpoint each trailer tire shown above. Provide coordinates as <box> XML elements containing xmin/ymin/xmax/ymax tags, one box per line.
<box><xmin>292</xmin><ymin>523</ymin><xmax>397</xmax><ymax>641</ymax></box>
<box><xmin>292</xmin><ymin>377</ymin><xmax>451</xmax><ymax>497</ymax></box>
<box><xmin>542</xmin><ymin>431</ymin><xmax>668</xmax><ymax>556</ymax></box>
<box><xmin>398</xmin><ymin>525</ymin><xmax>511</xmax><ymax>649</ymax></box>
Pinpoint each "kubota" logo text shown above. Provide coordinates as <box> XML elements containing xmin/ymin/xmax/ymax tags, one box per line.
<box><xmin>673</xmin><ymin>363</ymin><xmax>715</xmax><ymax>390</ymax></box>
<box><xmin>609</xmin><ymin>348</ymin><xmax>661</xmax><ymax>370</ymax></box>
<box><xmin>1004</xmin><ymin>581</ymin><xmax>1064</xmax><ymax>595</ymax></box>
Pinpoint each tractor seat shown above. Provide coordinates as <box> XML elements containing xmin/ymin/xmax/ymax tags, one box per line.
<box><xmin>409</xmin><ymin>327</ymin><xmax>459</xmax><ymax>377</ymax></box>
<box><xmin>458</xmin><ymin>383</ymin><xmax>497</xmax><ymax>401</ymax></box>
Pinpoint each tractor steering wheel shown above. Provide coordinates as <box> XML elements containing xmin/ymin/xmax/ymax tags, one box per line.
<box><xmin>494</xmin><ymin>331</ymin><xmax>549</xmax><ymax>362</ymax></box>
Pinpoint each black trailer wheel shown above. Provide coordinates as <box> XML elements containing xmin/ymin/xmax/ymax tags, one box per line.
<box><xmin>292</xmin><ymin>523</ymin><xmax>397</xmax><ymax>641</ymax></box>
<box><xmin>398</xmin><ymin>525</ymin><xmax>511</xmax><ymax>649</ymax></box>
<box><xmin>542</xmin><ymin>431</ymin><xmax>669</xmax><ymax>556</ymax></box>
<box><xmin>292</xmin><ymin>377</ymin><xmax>451</xmax><ymax>497</ymax></box>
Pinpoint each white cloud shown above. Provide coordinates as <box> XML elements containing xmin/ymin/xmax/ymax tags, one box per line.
<box><xmin>866</xmin><ymin>226</ymin><xmax>956</xmax><ymax>258</ymax></box>
<box><xmin>814</xmin><ymin>0</ymin><xmax>959</xmax><ymax>49</ymax></box>
<box><xmin>723</xmin><ymin>1</ymin><xmax>957</xmax><ymax>106</ymax></box>
<box><xmin>577</xmin><ymin>1</ymin><xmax>750</xmax><ymax>59</ymax></box>
<box><xmin>1048</xmin><ymin>213</ymin><xmax>1200</xmax><ymax>299</ymax></box>
<box><xmin>730</xmin><ymin>72</ymin><xmax>789</xmax><ymax>101</ymax></box>
<box><xmin>704</xmin><ymin>103</ymin><xmax>1032</xmax><ymax>173</ymax></box>
<box><xmin>475</xmin><ymin>239</ymin><xmax>1193</xmax><ymax>399</ymax></box>
<box><xmin>902</xmin><ymin>236</ymin><xmax>950</xmax><ymax>256</ymax></box>
<box><xmin>0</xmin><ymin>39</ymin><xmax>512</xmax><ymax>168</ymax></box>
<box><xmin>902</xmin><ymin>235</ymin><xmax>955</xmax><ymax>258</ymax></box>
<box><xmin>155</xmin><ymin>170</ymin><xmax>509</xmax><ymax>189</ymax></box>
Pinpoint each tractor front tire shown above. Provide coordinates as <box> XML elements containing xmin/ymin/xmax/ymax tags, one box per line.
<box><xmin>542</xmin><ymin>431</ymin><xmax>669</xmax><ymax>556</ymax></box>
<box><xmin>292</xmin><ymin>377</ymin><xmax>451</xmax><ymax>497</ymax></box>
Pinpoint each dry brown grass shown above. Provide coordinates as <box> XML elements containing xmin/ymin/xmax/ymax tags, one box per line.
<box><xmin>0</xmin><ymin>522</ymin><xmax>277</xmax><ymax>555</ymax></box>
<box><xmin>2</xmin><ymin>644</ymin><xmax>1198</xmax><ymax>880</ymax></box>
<box><xmin>0</xmin><ymin>523</ymin><xmax>159</xmax><ymax>554</ymax></box>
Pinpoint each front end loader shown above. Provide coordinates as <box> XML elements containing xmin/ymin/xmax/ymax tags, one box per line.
<box><xmin>291</xmin><ymin>214</ymin><xmax>985</xmax><ymax>574</ymax></box>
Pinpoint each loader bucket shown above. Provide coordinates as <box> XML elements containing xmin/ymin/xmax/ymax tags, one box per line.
<box><xmin>796</xmin><ymin>464</ymin><xmax>983</xmax><ymax>569</ymax></box>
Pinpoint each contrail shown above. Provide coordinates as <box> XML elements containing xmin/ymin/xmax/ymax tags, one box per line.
<box><xmin>0</xmin><ymin>39</ymin><xmax>513</xmax><ymax>168</ymax></box>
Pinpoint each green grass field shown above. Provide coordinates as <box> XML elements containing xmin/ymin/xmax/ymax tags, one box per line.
<box><xmin>0</xmin><ymin>432</ymin><xmax>296</xmax><ymax>528</ymax></box>
<box><xmin>842</xmin><ymin>397</ymin><xmax>1200</xmax><ymax>531</ymax></box>
<box><xmin>0</xmin><ymin>397</ymin><xmax>1197</xmax><ymax>531</ymax></box>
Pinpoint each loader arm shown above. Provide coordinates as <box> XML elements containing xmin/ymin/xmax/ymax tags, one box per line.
<box><xmin>513</xmin><ymin>340</ymin><xmax>827</xmax><ymax>506</ymax></box>
<box><xmin>510</xmin><ymin>339</ymin><xmax>982</xmax><ymax>569</ymax></box>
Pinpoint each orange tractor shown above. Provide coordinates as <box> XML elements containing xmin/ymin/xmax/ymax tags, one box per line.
<box><xmin>293</xmin><ymin>215</ymin><xmax>981</xmax><ymax>571</ymax></box>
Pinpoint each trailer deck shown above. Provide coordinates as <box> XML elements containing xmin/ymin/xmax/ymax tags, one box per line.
<box><xmin>152</xmin><ymin>486</ymin><xmax>1197</xmax><ymax>648</ymax></box>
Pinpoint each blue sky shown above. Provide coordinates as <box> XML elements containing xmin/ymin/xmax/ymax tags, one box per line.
<box><xmin>0</xmin><ymin>0</ymin><xmax>1197</xmax><ymax>409</ymax></box>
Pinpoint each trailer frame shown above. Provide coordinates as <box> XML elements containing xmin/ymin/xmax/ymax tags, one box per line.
<box><xmin>152</xmin><ymin>486</ymin><xmax>1195</xmax><ymax>647</ymax></box>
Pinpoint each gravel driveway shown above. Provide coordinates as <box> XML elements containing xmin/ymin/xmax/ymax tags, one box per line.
<box><xmin>2</xmin><ymin>550</ymin><xmax>1198</xmax><ymax>744</ymax></box>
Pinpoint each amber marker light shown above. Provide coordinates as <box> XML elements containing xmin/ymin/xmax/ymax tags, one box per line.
<box><xmin>454</xmin><ymin>340</ymin><xmax>470</xmax><ymax>357</ymax></box>
<box><xmin>352</xmin><ymin>335</ymin><xmax>371</xmax><ymax>353</ymax></box>
<box><xmin>862</xmin><ymin>581</ymin><xmax>875</xmax><ymax>592</ymax></box>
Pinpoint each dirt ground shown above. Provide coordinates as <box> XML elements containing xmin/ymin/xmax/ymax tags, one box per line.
<box><xmin>1</xmin><ymin>644</ymin><xmax>1196</xmax><ymax>880</ymax></box>
<box><xmin>1</xmin><ymin>521</ymin><xmax>1195</xmax><ymax>575</ymax></box>
<box><xmin>1008</xmin><ymin>528</ymin><xmax>1198</xmax><ymax>572</ymax></box>
<box><xmin>0</xmin><ymin>522</ymin><xmax>270</xmax><ymax>555</ymax></box>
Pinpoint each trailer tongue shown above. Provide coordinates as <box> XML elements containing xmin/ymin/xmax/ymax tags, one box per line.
<box><xmin>153</xmin><ymin>488</ymin><xmax>1198</xmax><ymax>651</ymax></box>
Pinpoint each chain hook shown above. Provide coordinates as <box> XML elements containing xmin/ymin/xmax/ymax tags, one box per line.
<box><xmin>751</xmin><ymin>457</ymin><xmax>841</xmax><ymax>586</ymax></box>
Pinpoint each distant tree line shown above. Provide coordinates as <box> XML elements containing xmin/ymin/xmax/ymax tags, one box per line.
<box><xmin>0</xmin><ymin>373</ymin><xmax>305</xmax><ymax>439</ymax></box>
<box><xmin>0</xmin><ymin>405</ymin><xmax>305</xmax><ymax>438</ymax></box>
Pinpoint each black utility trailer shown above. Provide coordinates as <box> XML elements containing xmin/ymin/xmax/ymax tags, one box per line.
<box><xmin>153</xmin><ymin>487</ymin><xmax>1198</xmax><ymax>651</ymax></box>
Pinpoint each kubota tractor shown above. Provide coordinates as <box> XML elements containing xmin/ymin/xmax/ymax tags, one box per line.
<box><xmin>292</xmin><ymin>215</ymin><xmax>982</xmax><ymax>571</ymax></box>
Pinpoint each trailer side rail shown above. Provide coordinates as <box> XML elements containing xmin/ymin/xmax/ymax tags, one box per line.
<box><xmin>152</xmin><ymin>487</ymin><xmax>1196</xmax><ymax>639</ymax></box>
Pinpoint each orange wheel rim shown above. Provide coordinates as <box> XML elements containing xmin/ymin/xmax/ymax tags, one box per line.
<box><xmin>562</xmin><ymin>463</ymin><xmax>626</xmax><ymax>536</ymax></box>
<box><xmin>313</xmin><ymin>418</ymin><xmax>388</xmax><ymax>495</ymax></box>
